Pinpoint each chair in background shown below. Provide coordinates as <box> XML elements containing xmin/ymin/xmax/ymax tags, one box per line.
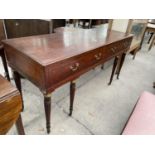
<box><xmin>0</xmin><ymin>19</ymin><xmax>10</xmax><ymax>81</ymax></box>
<box><xmin>126</xmin><ymin>19</ymin><xmax>148</xmax><ymax>59</ymax></box>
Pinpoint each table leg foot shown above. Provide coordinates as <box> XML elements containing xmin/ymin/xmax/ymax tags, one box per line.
<box><xmin>44</xmin><ymin>94</ymin><xmax>51</xmax><ymax>134</ymax></box>
<box><xmin>69</xmin><ymin>81</ymin><xmax>76</xmax><ymax>116</ymax></box>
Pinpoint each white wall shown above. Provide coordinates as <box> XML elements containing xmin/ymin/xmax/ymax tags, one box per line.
<box><xmin>112</xmin><ymin>19</ymin><xmax>129</xmax><ymax>33</ymax></box>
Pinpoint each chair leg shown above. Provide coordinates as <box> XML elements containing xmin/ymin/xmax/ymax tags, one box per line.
<box><xmin>148</xmin><ymin>32</ymin><xmax>154</xmax><ymax>44</ymax></box>
<box><xmin>108</xmin><ymin>56</ymin><xmax>119</xmax><ymax>85</ymax></box>
<box><xmin>133</xmin><ymin>48</ymin><xmax>138</xmax><ymax>60</ymax></box>
<box><xmin>0</xmin><ymin>49</ymin><xmax>10</xmax><ymax>81</ymax></box>
<box><xmin>69</xmin><ymin>81</ymin><xmax>76</xmax><ymax>116</ymax></box>
<box><xmin>149</xmin><ymin>33</ymin><xmax>155</xmax><ymax>51</ymax></box>
<box><xmin>16</xmin><ymin>114</ymin><xmax>25</xmax><ymax>135</ymax></box>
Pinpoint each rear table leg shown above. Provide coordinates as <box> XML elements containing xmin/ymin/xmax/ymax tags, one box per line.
<box><xmin>69</xmin><ymin>81</ymin><xmax>76</xmax><ymax>116</ymax></box>
<box><xmin>108</xmin><ymin>56</ymin><xmax>119</xmax><ymax>85</ymax></box>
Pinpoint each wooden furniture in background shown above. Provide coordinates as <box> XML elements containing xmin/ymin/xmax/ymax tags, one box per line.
<box><xmin>3</xmin><ymin>27</ymin><xmax>133</xmax><ymax>134</ymax></box>
<box><xmin>142</xmin><ymin>23</ymin><xmax>155</xmax><ymax>51</ymax></box>
<box><xmin>0</xmin><ymin>75</ymin><xmax>25</xmax><ymax>135</ymax></box>
<box><xmin>50</xmin><ymin>19</ymin><xmax>66</xmax><ymax>33</ymax></box>
<box><xmin>74</xmin><ymin>19</ymin><xmax>109</xmax><ymax>29</ymax></box>
<box><xmin>0</xmin><ymin>19</ymin><xmax>10</xmax><ymax>81</ymax></box>
<box><xmin>4</xmin><ymin>19</ymin><xmax>66</xmax><ymax>38</ymax></box>
<box><xmin>125</xmin><ymin>19</ymin><xmax>148</xmax><ymax>59</ymax></box>
<box><xmin>4</xmin><ymin>19</ymin><xmax>50</xmax><ymax>38</ymax></box>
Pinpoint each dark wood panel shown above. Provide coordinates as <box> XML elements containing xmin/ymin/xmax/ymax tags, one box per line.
<box><xmin>4</xmin><ymin>19</ymin><xmax>50</xmax><ymax>39</ymax></box>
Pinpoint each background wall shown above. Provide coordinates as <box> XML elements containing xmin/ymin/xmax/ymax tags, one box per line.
<box><xmin>112</xmin><ymin>19</ymin><xmax>129</xmax><ymax>33</ymax></box>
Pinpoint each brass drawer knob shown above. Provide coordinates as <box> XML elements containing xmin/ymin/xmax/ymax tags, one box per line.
<box><xmin>94</xmin><ymin>53</ymin><xmax>102</xmax><ymax>60</ymax></box>
<box><xmin>70</xmin><ymin>63</ymin><xmax>80</xmax><ymax>72</ymax></box>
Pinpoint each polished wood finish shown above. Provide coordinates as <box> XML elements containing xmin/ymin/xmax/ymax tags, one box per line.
<box><xmin>3</xmin><ymin>27</ymin><xmax>133</xmax><ymax>133</ymax></box>
<box><xmin>0</xmin><ymin>75</ymin><xmax>25</xmax><ymax>134</ymax></box>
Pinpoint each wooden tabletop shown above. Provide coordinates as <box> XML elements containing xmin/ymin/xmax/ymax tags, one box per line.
<box><xmin>3</xmin><ymin>27</ymin><xmax>132</xmax><ymax>66</ymax></box>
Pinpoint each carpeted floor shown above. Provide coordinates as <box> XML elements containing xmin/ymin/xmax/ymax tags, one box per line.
<box><xmin>0</xmin><ymin>38</ymin><xmax>155</xmax><ymax>135</ymax></box>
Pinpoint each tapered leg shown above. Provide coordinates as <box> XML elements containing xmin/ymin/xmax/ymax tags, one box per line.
<box><xmin>16</xmin><ymin>114</ymin><xmax>25</xmax><ymax>135</ymax></box>
<box><xmin>108</xmin><ymin>56</ymin><xmax>119</xmax><ymax>85</ymax></box>
<box><xmin>115</xmin><ymin>55</ymin><xmax>122</xmax><ymax>75</ymax></box>
<box><xmin>0</xmin><ymin>49</ymin><xmax>10</xmax><ymax>81</ymax></box>
<box><xmin>44</xmin><ymin>94</ymin><xmax>51</xmax><ymax>134</ymax></box>
<box><xmin>13</xmin><ymin>70</ymin><xmax>24</xmax><ymax>111</ymax></box>
<box><xmin>69</xmin><ymin>81</ymin><xmax>76</xmax><ymax>116</ymax></box>
<box><xmin>116</xmin><ymin>53</ymin><xmax>126</xmax><ymax>80</ymax></box>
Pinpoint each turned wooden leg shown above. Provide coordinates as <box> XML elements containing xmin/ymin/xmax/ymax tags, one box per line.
<box><xmin>116</xmin><ymin>53</ymin><xmax>126</xmax><ymax>80</ymax></box>
<box><xmin>1</xmin><ymin>49</ymin><xmax>10</xmax><ymax>81</ymax></box>
<box><xmin>44</xmin><ymin>93</ymin><xmax>51</xmax><ymax>134</ymax></box>
<box><xmin>13</xmin><ymin>70</ymin><xmax>24</xmax><ymax>111</ymax></box>
<box><xmin>69</xmin><ymin>81</ymin><xmax>76</xmax><ymax>116</ymax></box>
<box><xmin>16</xmin><ymin>114</ymin><xmax>25</xmax><ymax>135</ymax></box>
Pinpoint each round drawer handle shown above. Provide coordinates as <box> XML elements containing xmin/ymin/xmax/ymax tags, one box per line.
<box><xmin>94</xmin><ymin>53</ymin><xmax>102</xmax><ymax>60</ymax></box>
<box><xmin>70</xmin><ymin>63</ymin><xmax>80</xmax><ymax>72</ymax></box>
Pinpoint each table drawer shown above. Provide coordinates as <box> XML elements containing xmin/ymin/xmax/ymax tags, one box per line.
<box><xmin>46</xmin><ymin>38</ymin><xmax>131</xmax><ymax>90</ymax></box>
<box><xmin>47</xmin><ymin>48</ymin><xmax>103</xmax><ymax>85</ymax></box>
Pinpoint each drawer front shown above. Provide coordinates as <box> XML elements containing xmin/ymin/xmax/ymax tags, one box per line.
<box><xmin>46</xmin><ymin>48</ymin><xmax>103</xmax><ymax>86</ymax></box>
<box><xmin>46</xmin><ymin>38</ymin><xmax>132</xmax><ymax>91</ymax></box>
